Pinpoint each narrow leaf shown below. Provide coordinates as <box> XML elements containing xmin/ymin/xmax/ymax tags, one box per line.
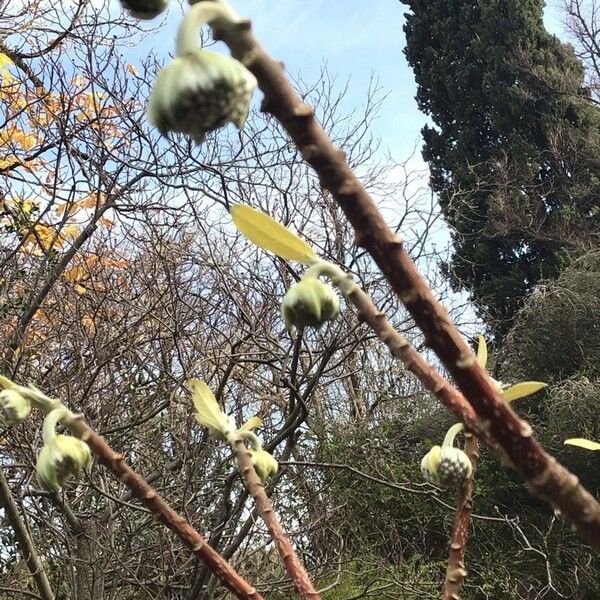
<box><xmin>476</xmin><ymin>335</ymin><xmax>487</xmax><ymax>368</ymax></box>
<box><xmin>564</xmin><ymin>438</ymin><xmax>600</xmax><ymax>451</ymax></box>
<box><xmin>502</xmin><ymin>381</ymin><xmax>547</xmax><ymax>403</ymax></box>
<box><xmin>231</xmin><ymin>204</ymin><xmax>317</xmax><ymax>264</ymax></box>
<box><xmin>239</xmin><ymin>416</ymin><xmax>262</xmax><ymax>431</ymax></box>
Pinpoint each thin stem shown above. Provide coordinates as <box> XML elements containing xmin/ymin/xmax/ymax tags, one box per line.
<box><xmin>0</xmin><ymin>469</ymin><xmax>56</xmax><ymax>600</ymax></box>
<box><xmin>176</xmin><ymin>1</ymin><xmax>240</xmax><ymax>56</ymax></box>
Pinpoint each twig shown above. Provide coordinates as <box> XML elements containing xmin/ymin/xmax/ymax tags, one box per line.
<box><xmin>231</xmin><ymin>438</ymin><xmax>321</xmax><ymax>599</ymax></box>
<box><xmin>0</xmin><ymin>468</ymin><xmax>56</xmax><ymax>600</ymax></box>
<box><xmin>211</xmin><ymin>5</ymin><xmax>600</xmax><ymax>546</ymax></box>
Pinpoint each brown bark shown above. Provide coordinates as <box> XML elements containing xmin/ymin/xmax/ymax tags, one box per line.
<box><xmin>443</xmin><ymin>434</ymin><xmax>479</xmax><ymax>600</ymax></box>
<box><xmin>212</xmin><ymin>17</ymin><xmax>600</xmax><ymax>547</ymax></box>
<box><xmin>64</xmin><ymin>414</ymin><xmax>263</xmax><ymax>600</ymax></box>
<box><xmin>232</xmin><ymin>438</ymin><xmax>321</xmax><ymax>599</ymax></box>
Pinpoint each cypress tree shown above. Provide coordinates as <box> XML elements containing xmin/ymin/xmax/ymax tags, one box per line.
<box><xmin>402</xmin><ymin>0</ymin><xmax>600</xmax><ymax>334</ymax></box>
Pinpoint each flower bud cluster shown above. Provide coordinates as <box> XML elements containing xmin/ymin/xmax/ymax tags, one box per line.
<box><xmin>36</xmin><ymin>409</ymin><xmax>92</xmax><ymax>491</ymax></box>
<box><xmin>281</xmin><ymin>276</ymin><xmax>340</xmax><ymax>330</ymax></box>
<box><xmin>0</xmin><ymin>389</ymin><xmax>31</xmax><ymax>427</ymax></box>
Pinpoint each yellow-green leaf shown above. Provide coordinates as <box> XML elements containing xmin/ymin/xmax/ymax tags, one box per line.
<box><xmin>239</xmin><ymin>415</ymin><xmax>262</xmax><ymax>431</ymax></box>
<box><xmin>502</xmin><ymin>381</ymin><xmax>547</xmax><ymax>403</ymax></box>
<box><xmin>564</xmin><ymin>438</ymin><xmax>600</xmax><ymax>451</ymax></box>
<box><xmin>476</xmin><ymin>335</ymin><xmax>487</xmax><ymax>368</ymax></box>
<box><xmin>186</xmin><ymin>378</ymin><xmax>230</xmax><ymax>437</ymax></box>
<box><xmin>230</xmin><ymin>204</ymin><xmax>317</xmax><ymax>264</ymax></box>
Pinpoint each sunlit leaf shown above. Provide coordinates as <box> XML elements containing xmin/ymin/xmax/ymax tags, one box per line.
<box><xmin>231</xmin><ymin>204</ymin><xmax>317</xmax><ymax>264</ymax></box>
<box><xmin>186</xmin><ymin>378</ymin><xmax>230</xmax><ymax>438</ymax></box>
<box><xmin>476</xmin><ymin>335</ymin><xmax>487</xmax><ymax>368</ymax></box>
<box><xmin>502</xmin><ymin>381</ymin><xmax>547</xmax><ymax>403</ymax></box>
<box><xmin>239</xmin><ymin>416</ymin><xmax>262</xmax><ymax>431</ymax></box>
<box><xmin>564</xmin><ymin>438</ymin><xmax>600</xmax><ymax>451</ymax></box>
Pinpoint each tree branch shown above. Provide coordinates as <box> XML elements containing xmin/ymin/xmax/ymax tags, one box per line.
<box><xmin>211</xmin><ymin>7</ymin><xmax>600</xmax><ymax>547</ymax></box>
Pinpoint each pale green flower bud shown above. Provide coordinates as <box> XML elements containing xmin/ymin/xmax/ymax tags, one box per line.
<box><xmin>36</xmin><ymin>409</ymin><xmax>92</xmax><ymax>491</ymax></box>
<box><xmin>148</xmin><ymin>49</ymin><xmax>256</xmax><ymax>143</ymax></box>
<box><xmin>420</xmin><ymin>444</ymin><xmax>472</xmax><ymax>488</ymax></box>
<box><xmin>0</xmin><ymin>389</ymin><xmax>31</xmax><ymax>427</ymax></box>
<box><xmin>120</xmin><ymin>0</ymin><xmax>168</xmax><ymax>20</ymax></box>
<box><xmin>281</xmin><ymin>276</ymin><xmax>340</xmax><ymax>330</ymax></box>
<box><xmin>249</xmin><ymin>448</ymin><xmax>278</xmax><ymax>482</ymax></box>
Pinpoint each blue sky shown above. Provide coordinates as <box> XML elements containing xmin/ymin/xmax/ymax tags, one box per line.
<box><xmin>113</xmin><ymin>0</ymin><xmax>571</xmax><ymax>168</ymax></box>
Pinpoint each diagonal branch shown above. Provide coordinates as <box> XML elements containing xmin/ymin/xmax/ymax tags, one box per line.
<box><xmin>0</xmin><ymin>468</ymin><xmax>56</xmax><ymax>600</ymax></box>
<box><xmin>231</xmin><ymin>438</ymin><xmax>321</xmax><ymax>600</ymax></box>
<box><xmin>210</xmin><ymin>6</ymin><xmax>600</xmax><ymax>547</ymax></box>
<box><xmin>443</xmin><ymin>433</ymin><xmax>479</xmax><ymax>600</ymax></box>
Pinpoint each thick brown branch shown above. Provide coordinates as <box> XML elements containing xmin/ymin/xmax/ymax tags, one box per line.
<box><xmin>64</xmin><ymin>415</ymin><xmax>263</xmax><ymax>600</ymax></box>
<box><xmin>214</xmin><ymin>16</ymin><xmax>600</xmax><ymax>546</ymax></box>
<box><xmin>232</xmin><ymin>439</ymin><xmax>321</xmax><ymax>599</ymax></box>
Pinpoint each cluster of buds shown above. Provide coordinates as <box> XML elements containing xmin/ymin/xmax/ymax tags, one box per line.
<box><xmin>421</xmin><ymin>423</ymin><xmax>473</xmax><ymax>488</ymax></box>
<box><xmin>36</xmin><ymin>408</ymin><xmax>92</xmax><ymax>491</ymax></box>
<box><xmin>188</xmin><ymin>379</ymin><xmax>278</xmax><ymax>482</ymax></box>
<box><xmin>281</xmin><ymin>275</ymin><xmax>340</xmax><ymax>331</ymax></box>
<box><xmin>1</xmin><ymin>376</ymin><xmax>92</xmax><ymax>492</ymax></box>
<box><xmin>147</xmin><ymin>1</ymin><xmax>256</xmax><ymax>143</ymax></box>
<box><xmin>120</xmin><ymin>0</ymin><xmax>169</xmax><ymax>20</ymax></box>
<box><xmin>0</xmin><ymin>388</ymin><xmax>31</xmax><ymax>427</ymax></box>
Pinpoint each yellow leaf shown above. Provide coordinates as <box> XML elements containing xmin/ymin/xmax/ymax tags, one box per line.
<box><xmin>127</xmin><ymin>64</ymin><xmax>139</xmax><ymax>76</ymax></box>
<box><xmin>231</xmin><ymin>204</ymin><xmax>317</xmax><ymax>264</ymax></box>
<box><xmin>186</xmin><ymin>379</ymin><xmax>230</xmax><ymax>438</ymax></box>
<box><xmin>0</xmin><ymin>53</ymin><xmax>13</xmax><ymax>69</ymax></box>
<box><xmin>502</xmin><ymin>381</ymin><xmax>547</xmax><ymax>403</ymax></box>
<box><xmin>564</xmin><ymin>438</ymin><xmax>600</xmax><ymax>451</ymax></box>
<box><xmin>476</xmin><ymin>335</ymin><xmax>487</xmax><ymax>368</ymax></box>
<box><xmin>239</xmin><ymin>416</ymin><xmax>262</xmax><ymax>431</ymax></box>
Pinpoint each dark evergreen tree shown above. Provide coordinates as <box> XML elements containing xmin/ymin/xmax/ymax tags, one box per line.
<box><xmin>402</xmin><ymin>0</ymin><xmax>600</xmax><ymax>334</ymax></box>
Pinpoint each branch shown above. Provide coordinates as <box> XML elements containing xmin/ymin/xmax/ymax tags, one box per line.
<box><xmin>231</xmin><ymin>438</ymin><xmax>321</xmax><ymax>600</ymax></box>
<box><xmin>443</xmin><ymin>433</ymin><xmax>479</xmax><ymax>600</ymax></box>
<box><xmin>1</xmin><ymin>383</ymin><xmax>264</xmax><ymax>600</ymax></box>
<box><xmin>211</xmin><ymin>4</ymin><xmax>600</xmax><ymax>546</ymax></box>
<box><xmin>0</xmin><ymin>469</ymin><xmax>56</xmax><ymax>600</ymax></box>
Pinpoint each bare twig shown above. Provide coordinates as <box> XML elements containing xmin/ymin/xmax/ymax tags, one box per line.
<box><xmin>0</xmin><ymin>469</ymin><xmax>56</xmax><ymax>600</ymax></box>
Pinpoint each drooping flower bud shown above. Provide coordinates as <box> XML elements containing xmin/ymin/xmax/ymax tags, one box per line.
<box><xmin>0</xmin><ymin>389</ymin><xmax>31</xmax><ymax>427</ymax></box>
<box><xmin>420</xmin><ymin>422</ymin><xmax>472</xmax><ymax>488</ymax></box>
<box><xmin>120</xmin><ymin>0</ymin><xmax>169</xmax><ymax>20</ymax></box>
<box><xmin>148</xmin><ymin>49</ymin><xmax>256</xmax><ymax>143</ymax></box>
<box><xmin>281</xmin><ymin>276</ymin><xmax>340</xmax><ymax>330</ymax></box>
<box><xmin>249</xmin><ymin>447</ymin><xmax>278</xmax><ymax>482</ymax></box>
<box><xmin>421</xmin><ymin>445</ymin><xmax>472</xmax><ymax>487</ymax></box>
<box><xmin>35</xmin><ymin>409</ymin><xmax>92</xmax><ymax>491</ymax></box>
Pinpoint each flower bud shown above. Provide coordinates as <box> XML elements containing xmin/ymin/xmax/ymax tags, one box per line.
<box><xmin>120</xmin><ymin>0</ymin><xmax>169</xmax><ymax>20</ymax></box>
<box><xmin>249</xmin><ymin>448</ymin><xmax>278</xmax><ymax>482</ymax></box>
<box><xmin>421</xmin><ymin>445</ymin><xmax>472</xmax><ymax>488</ymax></box>
<box><xmin>281</xmin><ymin>276</ymin><xmax>340</xmax><ymax>330</ymax></box>
<box><xmin>36</xmin><ymin>434</ymin><xmax>92</xmax><ymax>491</ymax></box>
<box><xmin>148</xmin><ymin>49</ymin><xmax>256</xmax><ymax>143</ymax></box>
<box><xmin>0</xmin><ymin>389</ymin><xmax>31</xmax><ymax>427</ymax></box>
